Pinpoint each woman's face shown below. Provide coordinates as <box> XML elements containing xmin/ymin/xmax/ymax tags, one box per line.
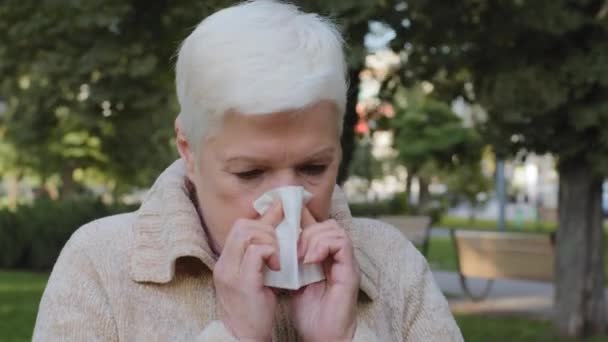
<box><xmin>183</xmin><ymin>101</ymin><xmax>342</xmax><ymax>250</ymax></box>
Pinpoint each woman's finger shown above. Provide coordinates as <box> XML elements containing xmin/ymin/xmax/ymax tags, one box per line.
<box><xmin>240</xmin><ymin>244</ymin><xmax>279</xmax><ymax>285</ymax></box>
<box><xmin>303</xmin><ymin>232</ymin><xmax>352</xmax><ymax>264</ymax></box>
<box><xmin>259</xmin><ymin>200</ymin><xmax>284</xmax><ymax>227</ymax></box>
<box><xmin>302</xmin><ymin>229</ymin><xmax>346</xmax><ymax>264</ymax></box>
<box><xmin>221</xmin><ymin>220</ymin><xmax>278</xmax><ymax>270</ymax></box>
<box><xmin>298</xmin><ymin>219</ymin><xmax>340</xmax><ymax>259</ymax></box>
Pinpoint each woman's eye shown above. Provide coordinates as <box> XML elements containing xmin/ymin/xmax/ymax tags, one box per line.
<box><xmin>299</xmin><ymin>164</ymin><xmax>328</xmax><ymax>176</ymax></box>
<box><xmin>235</xmin><ymin>169</ymin><xmax>264</xmax><ymax>180</ymax></box>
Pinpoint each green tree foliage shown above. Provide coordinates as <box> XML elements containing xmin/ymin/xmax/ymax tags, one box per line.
<box><xmin>382</xmin><ymin>0</ymin><xmax>608</xmax><ymax>337</ymax></box>
<box><xmin>443</xmin><ymin>160</ymin><xmax>492</xmax><ymax>221</ymax></box>
<box><xmin>0</xmin><ymin>0</ymin><xmax>394</xmax><ymax>196</ymax></box>
<box><xmin>0</xmin><ymin>0</ymin><xmax>240</xmax><ymax>196</ymax></box>
<box><xmin>348</xmin><ymin>136</ymin><xmax>384</xmax><ymax>189</ymax></box>
<box><xmin>391</xmin><ymin>86</ymin><xmax>482</xmax><ymax>207</ymax></box>
<box><xmin>393</xmin><ymin>87</ymin><xmax>480</xmax><ymax>172</ymax></box>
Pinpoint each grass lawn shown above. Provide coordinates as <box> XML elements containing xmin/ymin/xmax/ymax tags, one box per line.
<box><xmin>456</xmin><ymin>315</ymin><xmax>608</xmax><ymax>342</ymax></box>
<box><xmin>426</xmin><ymin>236</ymin><xmax>459</xmax><ymax>272</ymax></box>
<box><xmin>438</xmin><ymin>215</ymin><xmax>608</xmax><ymax>232</ymax></box>
<box><xmin>438</xmin><ymin>215</ymin><xmax>557</xmax><ymax>232</ymax></box>
<box><xmin>2</xmin><ymin>269</ymin><xmax>608</xmax><ymax>341</ymax></box>
<box><xmin>0</xmin><ymin>270</ymin><xmax>48</xmax><ymax>342</ymax></box>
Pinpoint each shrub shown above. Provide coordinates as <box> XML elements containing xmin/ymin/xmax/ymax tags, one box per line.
<box><xmin>349</xmin><ymin>192</ymin><xmax>448</xmax><ymax>224</ymax></box>
<box><xmin>0</xmin><ymin>197</ymin><xmax>137</xmax><ymax>270</ymax></box>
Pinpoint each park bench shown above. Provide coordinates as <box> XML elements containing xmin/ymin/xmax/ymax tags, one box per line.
<box><xmin>450</xmin><ymin>229</ymin><xmax>555</xmax><ymax>301</ymax></box>
<box><xmin>378</xmin><ymin>215</ymin><xmax>432</xmax><ymax>256</ymax></box>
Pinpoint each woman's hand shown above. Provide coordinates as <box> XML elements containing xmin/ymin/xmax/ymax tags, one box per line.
<box><xmin>213</xmin><ymin>201</ymin><xmax>283</xmax><ymax>341</ymax></box>
<box><xmin>291</xmin><ymin>207</ymin><xmax>360</xmax><ymax>341</ymax></box>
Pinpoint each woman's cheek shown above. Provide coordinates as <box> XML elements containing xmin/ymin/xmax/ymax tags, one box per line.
<box><xmin>306</xmin><ymin>187</ymin><xmax>334</xmax><ymax>220</ymax></box>
<box><xmin>212</xmin><ymin>180</ymin><xmax>259</xmax><ymax>221</ymax></box>
<box><xmin>235</xmin><ymin>194</ymin><xmax>260</xmax><ymax>219</ymax></box>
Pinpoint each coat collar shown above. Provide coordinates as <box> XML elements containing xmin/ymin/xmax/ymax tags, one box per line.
<box><xmin>129</xmin><ymin>159</ymin><xmax>379</xmax><ymax>300</ymax></box>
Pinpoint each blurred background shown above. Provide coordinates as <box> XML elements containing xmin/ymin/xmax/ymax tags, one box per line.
<box><xmin>1</xmin><ymin>1</ymin><xmax>608</xmax><ymax>341</ymax></box>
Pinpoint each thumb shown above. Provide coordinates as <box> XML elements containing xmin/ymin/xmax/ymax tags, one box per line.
<box><xmin>259</xmin><ymin>200</ymin><xmax>283</xmax><ymax>227</ymax></box>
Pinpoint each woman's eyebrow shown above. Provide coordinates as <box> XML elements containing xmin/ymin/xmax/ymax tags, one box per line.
<box><xmin>223</xmin><ymin>156</ymin><xmax>272</xmax><ymax>164</ymax></box>
<box><xmin>224</xmin><ymin>147</ymin><xmax>336</xmax><ymax>164</ymax></box>
<box><xmin>302</xmin><ymin>147</ymin><xmax>336</xmax><ymax>161</ymax></box>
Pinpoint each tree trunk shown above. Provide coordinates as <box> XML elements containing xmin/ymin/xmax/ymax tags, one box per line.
<box><xmin>60</xmin><ymin>165</ymin><xmax>77</xmax><ymax>199</ymax></box>
<box><xmin>418</xmin><ymin>176</ymin><xmax>431</xmax><ymax>210</ymax></box>
<box><xmin>404</xmin><ymin>170</ymin><xmax>413</xmax><ymax>207</ymax></box>
<box><xmin>405</xmin><ymin>166</ymin><xmax>421</xmax><ymax>207</ymax></box>
<box><xmin>554</xmin><ymin>162</ymin><xmax>605</xmax><ymax>337</ymax></box>
<box><xmin>337</xmin><ymin>66</ymin><xmax>362</xmax><ymax>185</ymax></box>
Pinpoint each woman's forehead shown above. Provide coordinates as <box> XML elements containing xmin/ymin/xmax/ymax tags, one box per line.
<box><xmin>218</xmin><ymin>102</ymin><xmax>339</xmax><ymax>138</ymax></box>
<box><xmin>202</xmin><ymin>110</ymin><xmax>339</xmax><ymax>163</ymax></box>
<box><xmin>199</xmin><ymin>101</ymin><xmax>341</xmax><ymax>162</ymax></box>
<box><xmin>212</xmin><ymin>131</ymin><xmax>340</xmax><ymax>165</ymax></box>
<box><xmin>222</xmin><ymin>100</ymin><xmax>339</xmax><ymax>127</ymax></box>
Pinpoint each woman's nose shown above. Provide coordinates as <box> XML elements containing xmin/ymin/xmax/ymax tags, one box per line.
<box><xmin>267</xmin><ymin>169</ymin><xmax>301</xmax><ymax>189</ymax></box>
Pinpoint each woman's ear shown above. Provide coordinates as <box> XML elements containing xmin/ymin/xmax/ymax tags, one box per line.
<box><xmin>175</xmin><ymin>117</ymin><xmax>197</xmax><ymax>178</ymax></box>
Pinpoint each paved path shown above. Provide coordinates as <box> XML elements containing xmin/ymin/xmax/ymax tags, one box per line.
<box><xmin>432</xmin><ymin>270</ymin><xmax>555</xmax><ymax>319</ymax></box>
<box><xmin>433</xmin><ymin>270</ymin><xmax>608</xmax><ymax>320</ymax></box>
<box><xmin>430</xmin><ymin>226</ymin><xmax>451</xmax><ymax>238</ymax></box>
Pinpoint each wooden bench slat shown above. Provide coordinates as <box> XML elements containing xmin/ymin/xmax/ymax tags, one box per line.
<box><xmin>457</xmin><ymin>238</ymin><xmax>554</xmax><ymax>256</ymax></box>
<box><xmin>453</xmin><ymin>230</ymin><xmax>554</xmax><ymax>282</ymax></box>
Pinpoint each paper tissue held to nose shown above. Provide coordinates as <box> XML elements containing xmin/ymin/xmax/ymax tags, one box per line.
<box><xmin>253</xmin><ymin>186</ymin><xmax>325</xmax><ymax>290</ymax></box>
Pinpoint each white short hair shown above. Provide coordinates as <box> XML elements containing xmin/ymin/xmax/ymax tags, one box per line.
<box><xmin>175</xmin><ymin>0</ymin><xmax>347</xmax><ymax>149</ymax></box>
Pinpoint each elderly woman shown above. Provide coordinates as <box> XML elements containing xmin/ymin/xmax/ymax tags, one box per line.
<box><xmin>33</xmin><ymin>1</ymin><xmax>462</xmax><ymax>341</ymax></box>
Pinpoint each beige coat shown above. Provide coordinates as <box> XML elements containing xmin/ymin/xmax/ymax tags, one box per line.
<box><xmin>33</xmin><ymin>160</ymin><xmax>463</xmax><ymax>341</ymax></box>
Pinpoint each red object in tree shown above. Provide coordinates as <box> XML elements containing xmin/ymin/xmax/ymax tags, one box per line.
<box><xmin>355</xmin><ymin>118</ymin><xmax>369</xmax><ymax>135</ymax></box>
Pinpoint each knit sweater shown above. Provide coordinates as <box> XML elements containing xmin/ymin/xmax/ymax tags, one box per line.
<box><xmin>33</xmin><ymin>159</ymin><xmax>463</xmax><ymax>341</ymax></box>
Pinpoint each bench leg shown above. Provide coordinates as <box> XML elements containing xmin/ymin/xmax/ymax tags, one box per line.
<box><xmin>458</xmin><ymin>273</ymin><xmax>494</xmax><ymax>302</ymax></box>
<box><xmin>450</xmin><ymin>229</ymin><xmax>495</xmax><ymax>301</ymax></box>
<box><xmin>421</xmin><ymin>236</ymin><xmax>430</xmax><ymax>257</ymax></box>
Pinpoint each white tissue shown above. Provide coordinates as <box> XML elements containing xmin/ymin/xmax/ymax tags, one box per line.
<box><xmin>253</xmin><ymin>186</ymin><xmax>325</xmax><ymax>290</ymax></box>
